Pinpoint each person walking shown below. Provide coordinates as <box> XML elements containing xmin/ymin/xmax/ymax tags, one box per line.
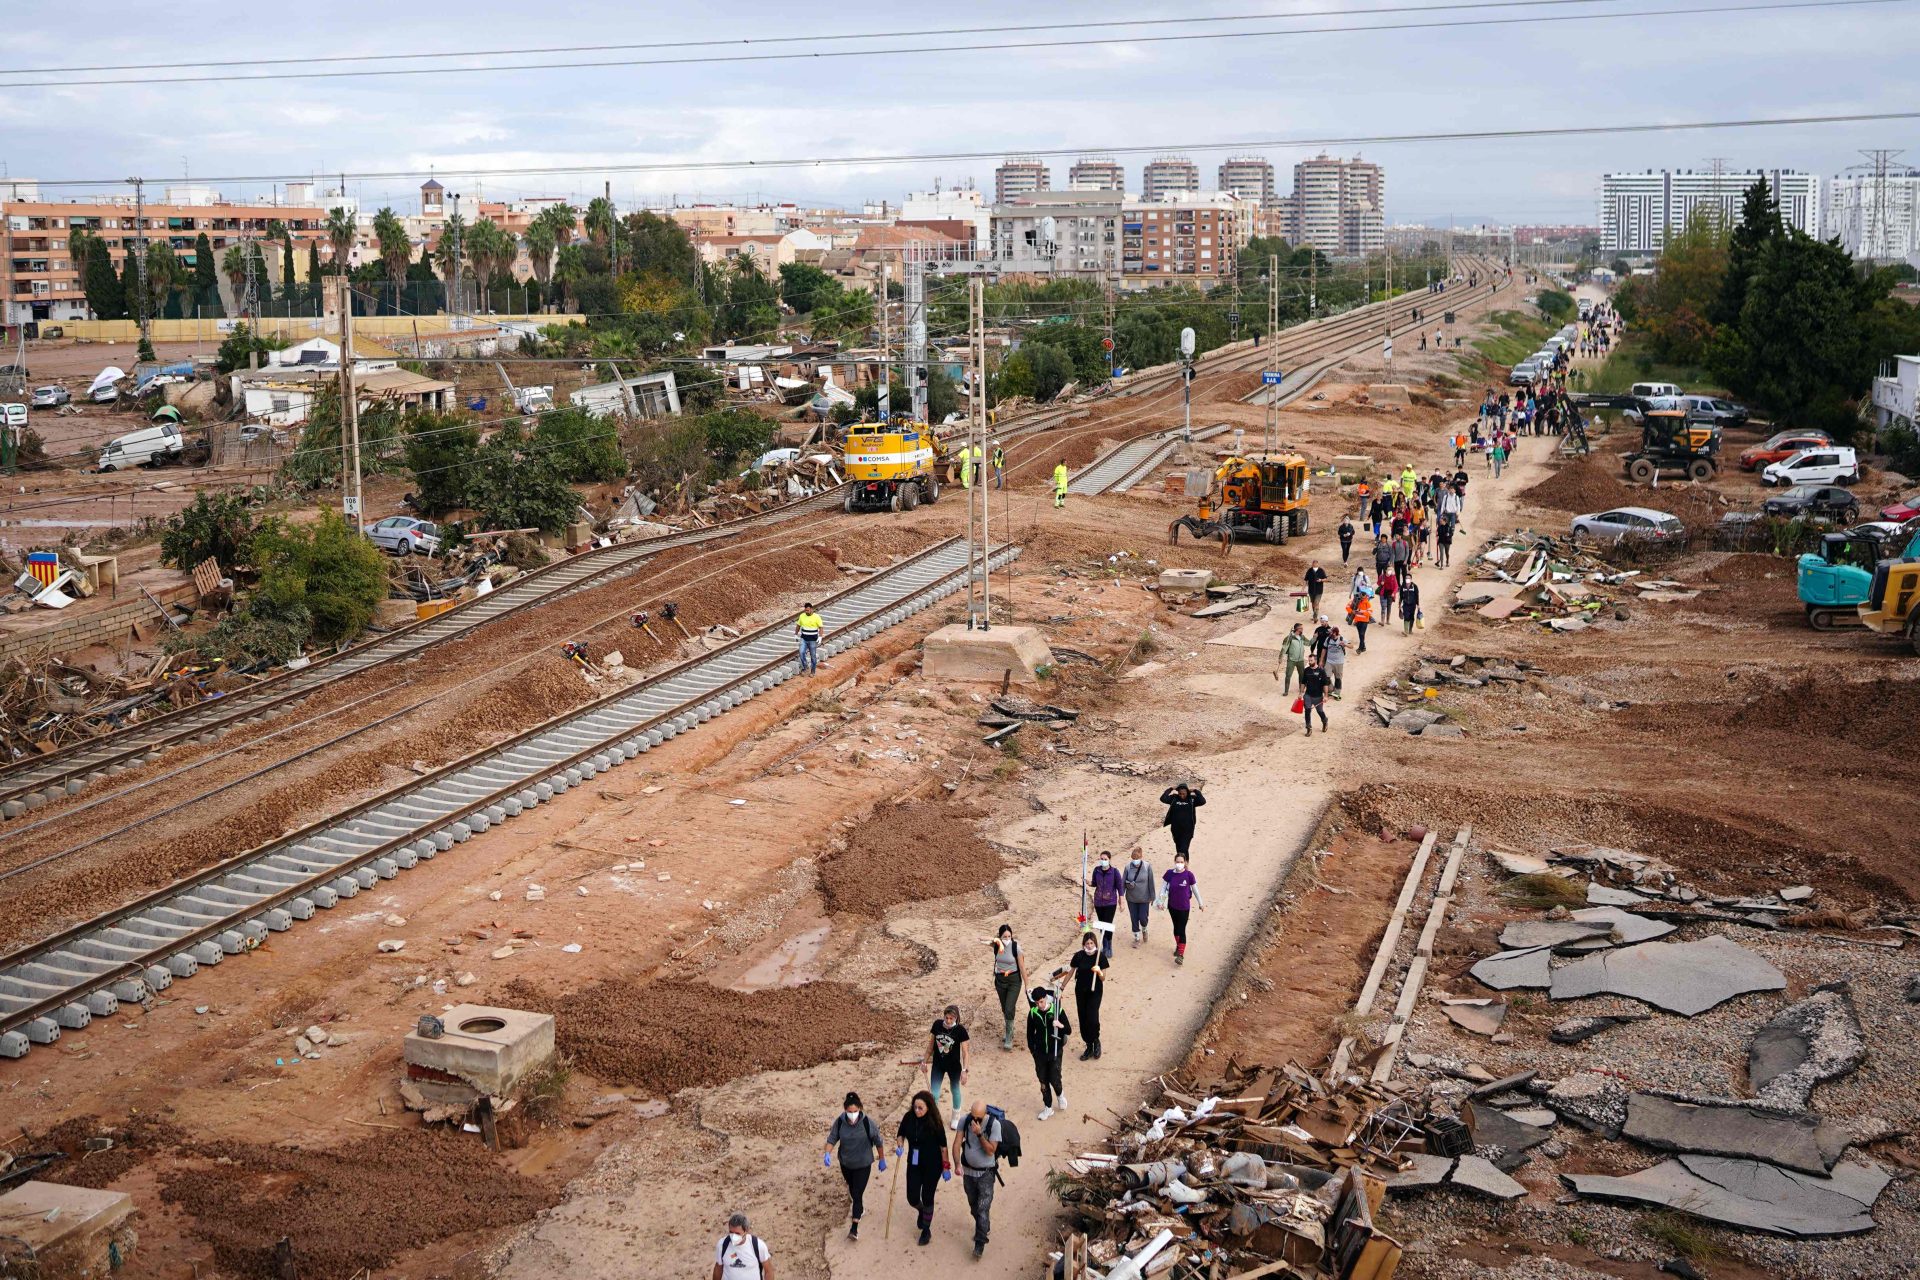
<box><xmin>1026</xmin><ymin>987</ymin><xmax>1071</xmax><ymax>1119</ymax></box>
<box><xmin>1324</xmin><ymin>626</ymin><xmax>1348</xmax><ymax>699</ymax></box>
<box><xmin>1086</xmin><ymin>850</ymin><xmax>1123</xmax><ymax>960</ymax></box>
<box><xmin>1158</xmin><ymin>852</ymin><xmax>1205</xmax><ymax>964</ymax></box>
<box><xmin>1400</xmin><ymin>577</ymin><xmax>1421</xmax><ymax>635</ymax></box>
<box><xmin>1372</xmin><ymin>535</ymin><xmax>1393</xmax><ymax>578</ymax></box>
<box><xmin>713</xmin><ymin>1213</ymin><xmax>773</xmax><ymax>1280</ymax></box>
<box><xmin>927</xmin><ymin>1005</ymin><xmax>970</xmax><ymax>1113</ymax></box>
<box><xmin>1311</xmin><ymin>614</ymin><xmax>1333</xmax><ymax>664</ymax></box>
<box><xmin>1122</xmin><ymin>846</ymin><xmax>1155</xmax><ymax>946</ymax></box>
<box><xmin>1453</xmin><ymin>430</ymin><xmax>1468</xmax><ymax>468</ymax></box>
<box><xmin>1391</xmin><ymin>531</ymin><xmax>1412</xmax><ymax>579</ymax></box>
<box><xmin>1069</xmin><ymin>930</ymin><xmax>1110</xmax><ymax>1060</ymax></box>
<box><xmin>1280</xmin><ymin>622</ymin><xmax>1307</xmax><ymax>694</ymax></box>
<box><xmin>1490</xmin><ymin>438</ymin><xmax>1508</xmax><ymax>478</ymax></box>
<box><xmin>1052</xmin><ymin>460</ymin><xmax>1069</xmax><ymax>509</ymax></box>
<box><xmin>1304</xmin><ymin>560</ymin><xmax>1327</xmax><ymax>615</ymax></box>
<box><xmin>1349</xmin><ymin>567</ymin><xmax>1372</xmax><ymax>604</ymax></box>
<box><xmin>1347</xmin><ymin>591</ymin><xmax>1373</xmax><ymax>654</ymax></box>
<box><xmin>1378</xmin><ymin>565</ymin><xmax>1398</xmax><ymax>620</ymax></box>
<box><xmin>992</xmin><ymin>444</ymin><xmax>1006</xmax><ymax>489</ymax></box>
<box><xmin>895</xmin><ymin>1091</ymin><xmax>949</xmax><ymax>1247</ymax></box>
<box><xmin>794</xmin><ymin>604</ymin><xmax>824</xmax><ymax>675</ymax></box>
<box><xmin>950</xmin><ymin>1101</ymin><xmax>1002</xmax><ymax>1258</ymax></box>
<box><xmin>824</xmin><ymin>1092</ymin><xmax>886</xmax><ymax>1239</ymax></box>
<box><xmin>1159</xmin><ymin>783</ymin><xmax>1205</xmax><ymax>858</ymax></box>
<box><xmin>1337</xmin><ymin>514</ymin><xmax>1355</xmax><ymax>564</ymax></box>
<box><xmin>1435</xmin><ymin>514</ymin><xmax>1454</xmax><ymax>568</ymax></box>
<box><xmin>990</xmin><ymin>925</ymin><xmax>1027</xmax><ymax>1051</ymax></box>
<box><xmin>1300</xmin><ymin>655</ymin><xmax>1331</xmax><ymax>736</ymax></box>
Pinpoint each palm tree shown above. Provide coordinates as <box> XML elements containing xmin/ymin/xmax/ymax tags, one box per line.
<box><xmin>372</xmin><ymin>207</ymin><xmax>412</xmax><ymax>313</ymax></box>
<box><xmin>325</xmin><ymin>206</ymin><xmax>355</xmax><ymax>277</ymax></box>
<box><xmin>584</xmin><ymin>197</ymin><xmax>615</xmax><ymax>250</ymax></box>
<box><xmin>434</xmin><ymin>214</ymin><xmax>466</xmax><ymax>309</ymax></box>
<box><xmin>523</xmin><ymin>222</ymin><xmax>557</xmax><ymax>293</ymax></box>
<box><xmin>465</xmin><ymin>218</ymin><xmax>512</xmax><ymax>311</ymax></box>
<box><xmin>554</xmin><ymin>244</ymin><xmax>587</xmax><ymax>313</ymax></box>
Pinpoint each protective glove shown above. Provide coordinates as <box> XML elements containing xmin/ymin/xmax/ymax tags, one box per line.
<box><xmin>942</xmin><ymin>1168</ymin><xmax>952</xmax><ymax>1182</ymax></box>
<box><xmin>824</xmin><ymin>1153</ymin><xmax>833</xmax><ymax>1168</ymax></box>
<box><xmin>896</xmin><ymin>1145</ymin><xmax>906</xmax><ymax>1159</ymax></box>
<box><xmin>877</xmin><ymin>1157</ymin><xmax>888</xmax><ymax>1172</ymax></box>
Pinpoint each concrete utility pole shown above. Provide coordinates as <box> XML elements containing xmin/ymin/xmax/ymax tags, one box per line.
<box><xmin>1309</xmin><ymin>251</ymin><xmax>1318</xmax><ymax>319</ymax></box>
<box><xmin>129</xmin><ymin>177</ymin><xmax>151</xmax><ymax>355</ymax></box>
<box><xmin>878</xmin><ymin>262</ymin><xmax>891</xmax><ymax>422</ymax></box>
<box><xmin>905</xmin><ymin>256</ymin><xmax>928</xmax><ymax>423</ymax></box>
<box><xmin>1264</xmin><ymin>252</ymin><xmax>1280</xmax><ymax>455</ymax></box>
<box><xmin>337</xmin><ymin>277</ymin><xmax>364</xmax><ymax>533</ymax></box>
<box><xmin>450</xmin><ymin>193</ymin><xmax>463</xmax><ymax>317</ymax></box>
<box><xmin>966</xmin><ymin>274</ymin><xmax>991</xmax><ymax>630</ymax></box>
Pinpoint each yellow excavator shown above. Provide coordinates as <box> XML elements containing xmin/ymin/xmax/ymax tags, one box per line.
<box><xmin>1169</xmin><ymin>453</ymin><xmax>1311</xmax><ymax>547</ymax></box>
<box><xmin>1858</xmin><ymin>552</ymin><xmax>1920</xmax><ymax>654</ymax></box>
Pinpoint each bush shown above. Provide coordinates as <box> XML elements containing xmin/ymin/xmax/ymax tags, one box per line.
<box><xmin>403</xmin><ymin>415</ymin><xmax>482</xmax><ymax>516</ymax></box>
<box><xmin>1536</xmin><ymin>289</ymin><xmax>1576</xmax><ymax>323</ymax></box>
<box><xmin>1880</xmin><ymin>421</ymin><xmax>1920</xmax><ymax>478</ymax></box>
<box><xmin>251</xmin><ymin>509</ymin><xmax>391</xmax><ymax>645</ymax></box>
<box><xmin>173</xmin><ymin>592</ymin><xmax>312</xmax><ymax>666</ymax></box>
<box><xmin>466</xmin><ymin>426</ymin><xmax>582</xmax><ymax>534</ymax></box>
<box><xmin>533</xmin><ymin>406</ymin><xmax>626</xmax><ymax>483</ymax></box>
<box><xmin>160</xmin><ymin>490</ymin><xmax>261</xmax><ymax>571</ymax></box>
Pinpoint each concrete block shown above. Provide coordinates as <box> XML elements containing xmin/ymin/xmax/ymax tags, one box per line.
<box><xmin>403</xmin><ymin>1004</ymin><xmax>555</xmax><ymax>1103</ymax></box>
<box><xmin>921</xmin><ymin>624</ymin><xmax>1053</xmax><ymax>685</ymax></box>
<box><xmin>0</xmin><ymin>1182</ymin><xmax>136</xmax><ymax>1276</ymax></box>
<box><xmin>1332</xmin><ymin>454</ymin><xmax>1375</xmax><ymax>475</ymax></box>
<box><xmin>1158</xmin><ymin>568</ymin><xmax>1214</xmax><ymax>591</ymax></box>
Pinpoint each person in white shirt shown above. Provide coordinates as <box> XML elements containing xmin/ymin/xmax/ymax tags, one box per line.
<box><xmin>712</xmin><ymin>1212</ymin><xmax>773</xmax><ymax>1280</ymax></box>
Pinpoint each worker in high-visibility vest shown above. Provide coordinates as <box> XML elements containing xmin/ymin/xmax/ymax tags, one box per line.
<box><xmin>1053</xmin><ymin>460</ymin><xmax>1070</xmax><ymax>509</ymax></box>
<box><xmin>992</xmin><ymin>445</ymin><xmax>1006</xmax><ymax>489</ymax></box>
<box><xmin>960</xmin><ymin>446</ymin><xmax>974</xmax><ymax>489</ymax></box>
<box><xmin>795</xmin><ymin>604</ymin><xmax>824</xmax><ymax>674</ymax></box>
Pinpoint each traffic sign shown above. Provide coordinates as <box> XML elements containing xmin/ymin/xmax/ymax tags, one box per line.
<box><xmin>1101</xmin><ymin>336</ymin><xmax>1114</xmax><ymax>351</ymax></box>
<box><xmin>1262</xmin><ymin>371</ymin><xmax>1284</xmax><ymax>386</ymax></box>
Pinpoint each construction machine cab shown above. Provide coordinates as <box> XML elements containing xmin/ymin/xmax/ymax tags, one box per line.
<box><xmin>1624</xmin><ymin>409</ymin><xmax>1720</xmax><ymax>484</ymax></box>
<box><xmin>1858</xmin><ymin>548</ymin><xmax>1920</xmax><ymax>654</ymax></box>
<box><xmin>1174</xmin><ymin>452</ymin><xmax>1312</xmax><ymax>547</ymax></box>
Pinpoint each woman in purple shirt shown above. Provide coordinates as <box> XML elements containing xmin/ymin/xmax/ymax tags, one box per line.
<box><xmin>1158</xmin><ymin>854</ymin><xmax>1206</xmax><ymax>965</ymax></box>
<box><xmin>1086</xmin><ymin>851</ymin><xmax>1124</xmax><ymax>960</ymax></box>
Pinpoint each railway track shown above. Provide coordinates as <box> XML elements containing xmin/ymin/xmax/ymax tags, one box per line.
<box><xmin>0</xmin><ymin>535</ymin><xmax>1018</xmax><ymax>1057</ymax></box>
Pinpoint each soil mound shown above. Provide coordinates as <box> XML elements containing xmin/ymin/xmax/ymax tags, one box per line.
<box><xmin>160</xmin><ymin>1129</ymin><xmax>558</xmax><ymax>1279</ymax></box>
<box><xmin>1521</xmin><ymin>457</ymin><xmax>1638</xmax><ymax>515</ymax></box>
<box><xmin>31</xmin><ymin>1113</ymin><xmax>182</xmax><ymax>1190</ymax></box>
<box><xmin>1706</xmin><ymin>552</ymin><xmax>1795</xmax><ymax>584</ymax></box>
<box><xmin>506</xmin><ymin>978</ymin><xmax>901</xmax><ymax>1094</ymax></box>
<box><xmin>818</xmin><ymin>802</ymin><xmax>1005</xmax><ymax>916</ymax></box>
<box><xmin>1724</xmin><ymin>673</ymin><xmax>1920</xmax><ymax>755</ymax></box>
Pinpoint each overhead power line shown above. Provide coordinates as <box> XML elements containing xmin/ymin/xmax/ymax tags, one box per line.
<box><xmin>0</xmin><ymin>0</ymin><xmax>1899</xmax><ymax>89</ymax></box>
<box><xmin>26</xmin><ymin>110</ymin><xmax>1920</xmax><ymax>191</ymax></box>
<box><xmin>0</xmin><ymin>1</ymin><xmax>1644</xmax><ymax>76</ymax></box>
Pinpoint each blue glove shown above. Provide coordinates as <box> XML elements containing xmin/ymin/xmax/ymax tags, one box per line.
<box><xmin>942</xmin><ymin>1168</ymin><xmax>952</xmax><ymax>1182</ymax></box>
<box><xmin>877</xmin><ymin>1158</ymin><xmax>887</xmax><ymax>1172</ymax></box>
<box><xmin>824</xmin><ymin>1153</ymin><xmax>833</xmax><ymax>1168</ymax></box>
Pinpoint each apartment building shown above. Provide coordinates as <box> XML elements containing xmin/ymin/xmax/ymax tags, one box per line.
<box><xmin>1142</xmin><ymin>156</ymin><xmax>1201</xmax><ymax>203</ymax></box>
<box><xmin>2</xmin><ymin>185</ymin><xmax>329</xmax><ymax>325</ymax></box>
<box><xmin>1286</xmin><ymin>154</ymin><xmax>1385</xmax><ymax>255</ymax></box>
<box><xmin>993</xmin><ymin>158</ymin><xmax>1051</xmax><ymax>205</ymax></box>
<box><xmin>1121</xmin><ymin>192</ymin><xmax>1246</xmax><ymax>287</ymax></box>
<box><xmin>1217</xmin><ymin>157</ymin><xmax>1277</xmax><ymax>206</ymax></box>
<box><xmin>901</xmin><ymin>187</ymin><xmax>991</xmax><ymax>249</ymax></box>
<box><xmin>989</xmin><ymin>191</ymin><xmax>1121</xmax><ymax>278</ymax></box>
<box><xmin>1599</xmin><ymin>169</ymin><xmax>1822</xmax><ymax>254</ymax></box>
<box><xmin>1828</xmin><ymin>170</ymin><xmax>1920</xmax><ymax>260</ymax></box>
<box><xmin>1067</xmin><ymin>157</ymin><xmax>1126</xmax><ymax>193</ymax></box>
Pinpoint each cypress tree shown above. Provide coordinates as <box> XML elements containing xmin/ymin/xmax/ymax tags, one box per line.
<box><xmin>193</xmin><ymin>233</ymin><xmax>218</xmax><ymax>310</ymax></box>
<box><xmin>83</xmin><ymin>239</ymin><xmax>125</xmax><ymax>319</ymax></box>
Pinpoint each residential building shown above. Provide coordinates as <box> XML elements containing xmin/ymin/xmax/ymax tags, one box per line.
<box><xmin>901</xmin><ymin>187</ymin><xmax>991</xmax><ymax>248</ymax></box>
<box><xmin>994</xmin><ymin>157</ymin><xmax>1051</xmax><ymax>204</ymax></box>
<box><xmin>1217</xmin><ymin>157</ymin><xmax>1277</xmax><ymax>206</ymax></box>
<box><xmin>1285</xmin><ymin>154</ymin><xmax>1385</xmax><ymax>255</ymax></box>
<box><xmin>669</xmin><ymin>205</ymin><xmax>783</xmax><ymax>238</ymax></box>
<box><xmin>1067</xmin><ymin>157</ymin><xmax>1126</xmax><ymax>193</ymax></box>
<box><xmin>1599</xmin><ymin>169</ymin><xmax>1822</xmax><ymax>254</ymax></box>
<box><xmin>1829</xmin><ymin>170</ymin><xmax>1920</xmax><ymax>260</ymax></box>
<box><xmin>1257</xmin><ymin>199</ymin><xmax>1298</xmax><ymax>243</ymax></box>
<box><xmin>691</xmin><ymin>228</ymin><xmax>832</xmax><ymax>278</ymax></box>
<box><xmin>2</xmin><ymin>188</ymin><xmax>330</xmax><ymax>325</ymax></box>
<box><xmin>1121</xmin><ymin>193</ymin><xmax>1244</xmax><ymax>287</ymax></box>
<box><xmin>1513</xmin><ymin>224</ymin><xmax>1599</xmax><ymax>246</ymax></box>
<box><xmin>1872</xmin><ymin>353</ymin><xmax>1919</xmax><ymax>429</ymax></box>
<box><xmin>989</xmin><ymin>191</ymin><xmax>1122</xmax><ymax>278</ymax></box>
<box><xmin>1142</xmin><ymin>156</ymin><xmax>1201</xmax><ymax>202</ymax></box>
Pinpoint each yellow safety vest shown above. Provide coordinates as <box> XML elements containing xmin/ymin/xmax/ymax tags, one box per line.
<box><xmin>796</xmin><ymin>611</ymin><xmax>823</xmax><ymax>638</ymax></box>
<box><xmin>1053</xmin><ymin>465</ymin><xmax>1069</xmax><ymax>491</ymax></box>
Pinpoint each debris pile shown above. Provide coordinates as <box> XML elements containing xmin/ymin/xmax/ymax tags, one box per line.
<box><xmin>0</xmin><ymin>651</ymin><xmax>223</xmax><ymax>759</ymax></box>
<box><xmin>1455</xmin><ymin>531</ymin><xmax>1709</xmax><ymax>631</ymax></box>
<box><xmin>1053</xmin><ymin>1059</ymin><xmax>1455</xmax><ymax>1277</ymax></box>
<box><xmin>1366</xmin><ymin>653</ymin><xmax>1540</xmax><ymax>737</ymax></box>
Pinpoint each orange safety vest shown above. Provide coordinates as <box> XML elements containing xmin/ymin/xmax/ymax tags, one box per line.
<box><xmin>1350</xmin><ymin>596</ymin><xmax>1374</xmax><ymax>624</ymax></box>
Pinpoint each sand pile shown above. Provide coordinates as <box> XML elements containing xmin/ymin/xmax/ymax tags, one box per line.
<box><xmin>817</xmin><ymin>802</ymin><xmax>1005</xmax><ymax>917</ymax></box>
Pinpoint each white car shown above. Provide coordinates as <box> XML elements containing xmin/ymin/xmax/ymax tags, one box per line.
<box><xmin>1763</xmin><ymin>446</ymin><xmax>1859</xmax><ymax>488</ymax></box>
<box><xmin>367</xmin><ymin>515</ymin><xmax>441</xmax><ymax>556</ymax></box>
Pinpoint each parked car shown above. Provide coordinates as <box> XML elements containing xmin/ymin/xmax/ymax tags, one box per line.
<box><xmin>1740</xmin><ymin>429</ymin><xmax>1833</xmax><ymax>471</ymax></box>
<box><xmin>367</xmin><ymin>515</ymin><xmax>441</xmax><ymax>556</ymax></box>
<box><xmin>1762</xmin><ymin>485</ymin><xmax>1859</xmax><ymax>523</ymax></box>
<box><xmin>89</xmin><ymin>383</ymin><xmax>119</xmax><ymax>404</ymax></box>
<box><xmin>96</xmin><ymin>423</ymin><xmax>183</xmax><ymax>471</ymax></box>
<box><xmin>1508</xmin><ymin>361</ymin><xmax>1542</xmax><ymax>386</ymax></box>
<box><xmin>1680</xmin><ymin>395</ymin><xmax>1748</xmax><ymax>428</ymax></box>
<box><xmin>1762</xmin><ymin>446</ymin><xmax>1859</xmax><ymax>487</ymax></box>
<box><xmin>1879</xmin><ymin>490</ymin><xmax>1920</xmax><ymax>523</ymax></box>
<box><xmin>0</xmin><ymin>403</ymin><xmax>25</xmax><ymax>432</ymax></box>
<box><xmin>1631</xmin><ymin>381</ymin><xmax>1682</xmax><ymax>399</ymax></box>
<box><xmin>1570</xmin><ymin>506</ymin><xmax>1688</xmax><ymax>546</ymax></box>
<box><xmin>28</xmin><ymin>385</ymin><xmax>70</xmax><ymax>408</ymax></box>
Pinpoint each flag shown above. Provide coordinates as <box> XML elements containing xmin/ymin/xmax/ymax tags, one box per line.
<box><xmin>27</xmin><ymin>552</ymin><xmax>59</xmax><ymax>588</ymax></box>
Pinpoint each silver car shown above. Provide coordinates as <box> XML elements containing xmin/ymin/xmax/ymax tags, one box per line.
<box><xmin>29</xmin><ymin>385</ymin><xmax>70</xmax><ymax>408</ymax></box>
<box><xmin>1571</xmin><ymin>505</ymin><xmax>1687</xmax><ymax>547</ymax></box>
<box><xmin>366</xmin><ymin>515</ymin><xmax>441</xmax><ymax>556</ymax></box>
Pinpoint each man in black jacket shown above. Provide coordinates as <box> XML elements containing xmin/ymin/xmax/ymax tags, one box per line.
<box><xmin>1026</xmin><ymin>988</ymin><xmax>1071</xmax><ymax>1120</ymax></box>
<box><xmin>1159</xmin><ymin>783</ymin><xmax>1205</xmax><ymax>858</ymax></box>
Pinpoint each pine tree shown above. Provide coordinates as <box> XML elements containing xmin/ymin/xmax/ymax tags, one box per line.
<box><xmin>1711</xmin><ymin>178</ymin><xmax>1783</xmax><ymax>329</ymax></box>
<box><xmin>306</xmin><ymin>243</ymin><xmax>322</xmax><ymax>308</ymax></box>
<box><xmin>281</xmin><ymin>236</ymin><xmax>297</xmax><ymax>308</ymax></box>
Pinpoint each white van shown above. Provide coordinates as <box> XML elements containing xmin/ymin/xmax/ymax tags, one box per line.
<box><xmin>1763</xmin><ymin>446</ymin><xmax>1859</xmax><ymax>488</ymax></box>
<box><xmin>97</xmin><ymin>422</ymin><xmax>183</xmax><ymax>471</ymax></box>
<box><xmin>0</xmin><ymin>403</ymin><xmax>25</xmax><ymax>431</ymax></box>
<box><xmin>1631</xmin><ymin>381</ymin><xmax>1682</xmax><ymax>399</ymax></box>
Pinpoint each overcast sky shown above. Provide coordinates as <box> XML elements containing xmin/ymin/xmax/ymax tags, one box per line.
<box><xmin>1</xmin><ymin>0</ymin><xmax>1911</xmax><ymax>225</ymax></box>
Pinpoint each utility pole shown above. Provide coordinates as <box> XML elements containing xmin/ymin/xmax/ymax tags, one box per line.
<box><xmin>1263</xmin><ymin>252</ymin><xmax>1280</xmax><ymax>455</ymax></box>
<box><xmin>966</xmin><ymin>274</ymin><xmax>990</xmax><ymax>630</ymax></box>
<box><xmin>337</xmin><ymin>277</ymin><xmax>364</xmax><ymax>534</ymax></box>
<box><xmin>904</xmin><ymin>253</ymin><xmax>928</xmax><ymax>423</ymax></box>
<box><xmin>1309</xmin><ymin>251</ymin><xmax>1318</xmax><ymax>319</ymax></box>
<box><xmin>605</xmin><ymin>179</ymin><xmax>617</xmax><ymax>277</ymax></box>
<box><xmin>449</xmin><ymin>192</ymin><xmax>462</xmax><ymax>317</ymax></box>
<box><xmin>878</xmin><ymin>262</ymin><xmax>891</xmax><ymax>422</ymax></box>
<box><xmin>129</xmin><ymin>177</ymin><xmax>152</xmax><ymax>357</ymax></box>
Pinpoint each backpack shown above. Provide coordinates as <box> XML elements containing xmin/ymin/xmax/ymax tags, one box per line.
<box><xmin>984</xmin><ymin>1104</ymin><xmax>1023</xmax><ymax>1172</ymax></box>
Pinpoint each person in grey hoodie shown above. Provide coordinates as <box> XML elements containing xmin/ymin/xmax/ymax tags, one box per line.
<box><xmin>824</xmin><ymin>1091</ymin><xmax>886</xmax><ymax>1239</ymax></box>
<box><xmin>1121</xmin><ymin>846</ymin><xmax>1156</xmax><ymax>947</ymax></box>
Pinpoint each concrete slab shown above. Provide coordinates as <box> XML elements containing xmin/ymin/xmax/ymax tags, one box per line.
<box><xmin>1158</xmin><ymin>568</ymin><xmax>1214</xmax><ymax>591</ymax></box>
<box><xmin>1479</xmin><ymin>597</ymin><xmax>1527</xmax><ymax>620</ymax></box>
<box><xmin>1470</xmin><ymin>946</ymin><xmax>1552</xmax><ymax>991</ymax></box>
<box><xmin>1570</xmin><ymin>905</ymin><xmax>1677</xmax><ymax>945</ymax></box>
<box><xmin>1444</xmin><ymin>1003</ymin><xmax>1507</xmax><ymax>1037</ymax></box>
<box><xmin>1500</xmin><ymin>919</ymin><xmax>1614</xmax><ymax>950</ymax></box>
<box><xmin>1566</xmin><ymin>1155</ymin><xmax>1890</xmax><ymax>1237</ymax></box>
<box><xmin>0</xmin><ymin>1181</ymin><xmax>136</xmax><ymax>1275</ymax></box>
<box><xmin>921</xmin><ymin>624</ymin><xmax>1052</xmax><ymax>685</ymax></box>
<box><xmin>1549</xmin><ymin>935</ymin><xmax>1786</xmax><ymax>1016</ymax></box>
<box><xmin>1464</xmin><ymin>1100</ymin><xmax>1552</xmax><ymax>1159</ymax></box>
<box><xmin>1206</xmin><ymin>611</ymin><xmax>1307</xmax><ymax>652</ymax></box>
<box><xmin>1750</xmin><ymin>983</ymin><xmax>1866</xmax><ymax>1110</ymax></box>
<box><xmin>1384</xmin><ymin>1152</ymin><xmax>1455</xmax><ymax>1190</ymax></box>
<box><xmin>403</xmin><ymin>1004</ymin><xmax>555</xmax><ymax>1101</ymax></box>
<box><xmin>1546</xmin><ymin>1071</ymin><xmax>1631</xmax><ymax>1138</ymax></box>
<box><xmin>1623</xmin><ymin>1094</ymin><xmax>1837</xmax><ymax>1174</ymax></box>
<box><xmin>1491</xmin><ymin>851</ymin><xmax>1552</xmax><ymax>876</ymax></box>
<box><xmin>1586</xmin><ymin>884</ymin><xmax>1652</xmax><ymax>907</ymax></box>
<box><xmin>1449</xmin><ymin>1155</ymin><xmax>1527</xmax><ymax>1199</ymax></box>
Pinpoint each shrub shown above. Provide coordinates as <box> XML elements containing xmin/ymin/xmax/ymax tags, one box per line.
<box><xmin>160</xmin><ymin>490</ymin><xmax>261</xmax><ymax>571</ymax></box>
<box><xmin>251</xmin><ymin>508</ymin><xmax>391</xmax><ymax>645</ymax></box>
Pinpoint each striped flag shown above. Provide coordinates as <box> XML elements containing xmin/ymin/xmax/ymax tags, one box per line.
<box><xmin>26</xmin><ymin>552</ymin><xmax>59</xmax><ymax>588</ymax></box>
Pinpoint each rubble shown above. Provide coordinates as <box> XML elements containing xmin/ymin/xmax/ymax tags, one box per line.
<box><xmin>1621</xmin><ymin>1093</ymin><xmax>1844</xmax><ymax>1175</ymax></box>
<box><xmin>1459</xmin><ymin>529</ymin><xmax>1712</xmax><ymax>631</ymax></box>
<box><xmin>1548</xmin><ymin>935</ymin><xmax>1787</xmax><ymax>1016</ymax></box>
<box><xmin>1566</xmin><ymin>1154</ymin><xmax>1892</xmax><ymax>1237</ymax></box>
<box><xmin>1748</xmin><ymin>983</ymin><xmax>1867</xmax><ymax>1110</ymax></box>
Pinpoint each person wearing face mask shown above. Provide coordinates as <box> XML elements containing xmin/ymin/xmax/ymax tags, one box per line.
<box><xmin>1121</xmin><ymin>846</ymin><xmax>1156</xmax><ymax>947</ymax></box>
<box><xmin>1026</xmin><ymin>986</ymin><xmax>1072</xmax><ymax>1120</ymax></box>
<box><xmin>989</xmin><ymin>924</ymin><xmax>1027</xmax><ymax>1051</ymax></box>
<box><xmin>895</xmin><ymin>1089</ymin><xmax>949</xmax><ymax>1246</ymax></box>
<box><xmin>823</xmin><ymin>1091</ymin><xmax>885</xmax><ymax>1239</ymax></box>
<box><xmin>712</xmin><ymin>1212</ymin><xmax>773</xmax><ymax>1280</ymax></box>
<box><xmin>1158</xmin><ymin>853</ymin><xmax>1206</xmax><ymax>964</ymax></box>
<box><xmin>1086</xmin><ymin>850</ymin><xmax>1123</xmax><ymax>960</ymax></box>
<box><xmin>1068</xmin><ymin>930</ymin><xmax>1111</xmax><ymax>1060</ymax></box>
